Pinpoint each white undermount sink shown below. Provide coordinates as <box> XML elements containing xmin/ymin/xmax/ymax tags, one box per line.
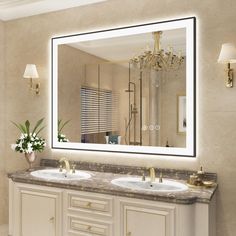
<box><xmin>30</xmin><ymin>168</ymin><xmax>91</xmax><ymax>181</ymax></box>
<box><xmin>111</xmin><ymin>177</ymin><xmax>188</xmax><ymax>192</ymax></box>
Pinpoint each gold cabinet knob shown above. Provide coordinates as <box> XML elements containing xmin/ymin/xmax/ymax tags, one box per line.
<box><xmin>127</xmin><ymin>232</ymin><xmax>132</xmax><ymax>236</ymax></box>
<box><xmin>49</xmin><ymin>217</ymin><xmax>55</xmax><ymax>223</ymax></box>
<box><xmin>87</xmin><ymin>225</ymin><xmax>92</xmax><ymax>231</ymax></box>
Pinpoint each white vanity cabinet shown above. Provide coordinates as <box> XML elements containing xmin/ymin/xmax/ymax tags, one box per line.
<box><xmin>9</xmin><ymin>180</ymin><xmax>216</xmax><ymax>236</ymax></box>
<box><xmin>9</xmin><ymin>181</ymin><xmax>63</xmax><ymax>236</ymax></box>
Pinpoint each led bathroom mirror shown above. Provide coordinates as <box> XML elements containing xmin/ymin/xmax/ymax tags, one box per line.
<box><xmin>52</xmin><ymin>17</ymin><xmax>196</xmax><ymax>156</ymax></box>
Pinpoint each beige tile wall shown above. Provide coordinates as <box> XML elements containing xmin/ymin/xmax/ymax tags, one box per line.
<box><xmin>0</xmin><ymin>19</ymin><xmax>7</xmax><ymax>225</ymax></box>
<box><xmin>58</xmin><ymin>45</ymin><xmax>107</xmax><ymax>142</ymax></box>
<box><xmin>160</xmin><ymin>61</ymin><xmax>186</xmax><ymax>147</ymax></box>
<box><xmin>1</xmin><ymin>0</ymin><xmax>236</xmax><ymax>235</ymax></box>
<box><xmin>0</xmin><ymin>20</ymin><xmax>5</xmax><ymax>168</ymax></box>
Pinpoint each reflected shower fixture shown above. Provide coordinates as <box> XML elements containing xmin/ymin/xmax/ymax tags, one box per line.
<box><xmin>130</xmin><ymin>31</ymin><xmax>184</xmax><ymax>71</ymax></box>
<box><xmin>124</xmin><ymin>81</ymin><xmax>139</xmax><ymax>145</ymax></box>
<box><xmin>218</xmin><ymin>43</ymin><xmax>236</xmax><ymax>88</ymax></box>
<box><xmin>23</xmin><ymin>64</ymin><xmax>40</xmax><ymax>95</ymax></box>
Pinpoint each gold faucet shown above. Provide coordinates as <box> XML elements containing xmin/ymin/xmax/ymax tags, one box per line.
<box><xmin>149</xmin><ymin>167</ymin><xmax>156</xmax><ymax>182</ymax></box>
<box><xmin>59</xmin><ymin>158</ymin><xmax>71</xmax><ymax>174</ymax></box>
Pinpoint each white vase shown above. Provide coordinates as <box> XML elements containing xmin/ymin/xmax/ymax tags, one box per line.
<box><xmin>24</xmin><ymin>152</ymin><xmax>36</xmax><ymax>170</ymax></box>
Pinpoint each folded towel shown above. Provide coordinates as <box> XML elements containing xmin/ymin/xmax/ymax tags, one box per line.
<box><xmin>108</xmin><ymin>135</ymin><xmax>119</xmax><ymax>144</ymax></box>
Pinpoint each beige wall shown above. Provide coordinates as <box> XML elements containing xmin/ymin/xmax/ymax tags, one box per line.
<box><xmin>112</xmin><ymin>63</ymin><xmax>129</xmax><ymax>144</ymax></box>
<box><xmin>58</xmin><ymin>45</ymin><xmax>121</xmax><ymax>143</ymax></box>
<box><xmin>58</xmin><ymin>45</ymin><xmax>81</xmax><ymax>142</ymax></box>
<box><xmin>0</xmin><ymin>19</ymin><xmax>7</xmax><ymax>225</ymax></box>
<box><xmin>1</xmin><ymin>0</ymin><xmax>236</xmax><ymax>235</ymax></box>
<box><xmin>160</xmin><ymin>60</ymin><xmax>186</xmax><ymax>147</ymax></box>
<box><xmin>58</xmin><ymin>45</ymin><xmax>108</xmax><ymax>142</ymax></box>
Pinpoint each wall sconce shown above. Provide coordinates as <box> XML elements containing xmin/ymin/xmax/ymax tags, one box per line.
<box><xmin>218</xmin><ymin>43</ymin><xmax>236</xmax><ymax>88</ymax></box>
<box><xmin>23</xmin><ymin>64</ymin><xmax>40</xmax><ymax>95</ymax></box>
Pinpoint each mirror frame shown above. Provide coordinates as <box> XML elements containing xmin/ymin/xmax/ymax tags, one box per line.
<box><xmin>51</xmin><ymin>16</ymin><xmax>196</xmax><ymax>157</ymax></box>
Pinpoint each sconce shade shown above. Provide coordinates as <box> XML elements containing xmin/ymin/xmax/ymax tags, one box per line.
<box><xmin>218</xmin><ymin>43</ymin><xmax>236</xmax><ymax>64</ymax></box>
<box><xmin>23</xmin><ymin>64</ymin><xmax>39</xmax><ymax>79</ymax></box>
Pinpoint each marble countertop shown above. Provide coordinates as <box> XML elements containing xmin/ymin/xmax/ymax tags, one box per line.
<box><xmin>8</xmin><ymin>166</ymin><xmax>217</xmax><ymax>205</ymax></box>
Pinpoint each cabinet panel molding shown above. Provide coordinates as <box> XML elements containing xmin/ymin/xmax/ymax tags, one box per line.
<box><xmin>68</xmin><ymin>215</ymin><xmax>113</xmax><ymax>236</ymax></box>
<box><xmin>11</xmin><ymin>182</ymin><xmax>63</xmax><ymax>236</ymax></box>
<box><xmin>9</xmin><ymin>181</ymin><xmax>215</xmax><ymax>236</ymax></box>
<box><xmin>66</xmin><ymin>190</ymin><xmax>114</xmax><ymax>217</ymax></box>
<box><xmin>119</xmin><ymin>199</ymin><xmax>176</xmax><ymax>236</ymax></box>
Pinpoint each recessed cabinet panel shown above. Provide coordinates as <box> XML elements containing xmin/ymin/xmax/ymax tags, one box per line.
<box><xmin>68</xmin><ymin>216</ymin><xmax>112</xmax><ymax>236</ymax></box>
<box><xmin>126</xmin><ymin>209</ymin><xmax>166</xmax><ymax>236</ymax></box>
<box><xmin>120</xmin><ymin>200</ymin><xmax>175</xmax><ymax>236</ymax></box>
<box><xmin>11</xmin><ymin>182</ymin><xmax>63</xmax><ymax>236</ymax></box>
<box><xmin>21</xmin><ymin>193</ymin><xmax>56</xmax><ymax>236</ymax></box>
<box><xmin>67</xmin><ymin>191</ymin><xmax>113</xmax><ymax>217</ymax></box>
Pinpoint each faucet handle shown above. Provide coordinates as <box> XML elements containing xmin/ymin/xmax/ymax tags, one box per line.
<box><xmin>71</xmin><ymin>163</ymin><xmax>76</xmax><ymax>173</ymax></box>
<box><xmin>159</xmin><ymin>172</ymin><xmax>163</xmax><ymax>183</ymax></box>
<box><xmin>142</xmin><ymin>173</ymin><xmax>146</xmax><ymax>181</ymax></box>
<box><xmin>59</xmin><ymin>165</ymin><xmax>63</xmax><ymax>172</ymax></box>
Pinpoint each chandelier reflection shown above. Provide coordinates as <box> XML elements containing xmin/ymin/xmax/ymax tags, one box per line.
<box><xmin>130</xmin><ymin>31</ymin><xmax>184</xmax><ymax>71</ymax></box>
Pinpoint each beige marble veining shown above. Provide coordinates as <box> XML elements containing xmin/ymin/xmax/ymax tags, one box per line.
<box><xmin>8</xmin><ymin>167</ymin><xmax>217</xmax><ymax>204</ymax></box>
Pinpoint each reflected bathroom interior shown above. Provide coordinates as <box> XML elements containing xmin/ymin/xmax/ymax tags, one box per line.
<box><xmin>58</xmin><ymin>28</ymin><xmax>187</xmax><ymax>147</ymax></box>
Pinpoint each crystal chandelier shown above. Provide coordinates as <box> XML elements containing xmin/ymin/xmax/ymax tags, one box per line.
<box><xmin>130</xmin><ymin>31</ymin><xmax>184</xmax><ymax>71</ymax></box>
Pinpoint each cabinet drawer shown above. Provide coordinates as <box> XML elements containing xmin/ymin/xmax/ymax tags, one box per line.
<box><xmin>67</xmin><ymin>192</ymin><xmax>113</xmax><ymax>217</ymax></box>
<box><xmin>68</xmin><ymin>216</ymin><xmax>112</xmax><ymax>236</ymax></box>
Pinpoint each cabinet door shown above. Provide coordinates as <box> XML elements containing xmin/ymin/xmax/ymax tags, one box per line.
<box><xmin>12</xmin><ymin>183</ymin><xmax>62</xmax><ymax>236</ymax></box>
<box><xmin>126</xmin><ymin>208</ymin><xmax>166</xmax><ymax>236</ymax></box>
<box><xmin>21</xmin><ymin>192</ymin><xmax>56</xmax><ymax>236</ymax></box>
<box><xmin>120</xmin><ymin>200</ymin><xmax>175</xmax><ymax>236</ymax></box>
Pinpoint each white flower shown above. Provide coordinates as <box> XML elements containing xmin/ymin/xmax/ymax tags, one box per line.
<box><xmin>27</xmin><ymin>143</ymin><xmax>32</xmax><ymax>148</ymax></box>
<box><xmin>11</xmin><ymin>144</ymin><xmax>17</xmax><ymax>150</ymax></box>
<box><xmin>11</xmin><ymin>130</ymin><xmax>46</xmax><ymax>154</ymax></box>
<box><xmin>26</xmin><ymin>146</ymin><xmax>33</xmax><ymax>153</ymax></box>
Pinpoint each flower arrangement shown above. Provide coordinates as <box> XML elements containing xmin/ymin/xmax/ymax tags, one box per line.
<box><xmin>11</xmin><ymin>118</ymin><xmax>46</xmax><ymax>154</ymax></box>
<box><xmin>58</xmin><ymin>119</ymin><xmax>70</xmax><ymax>142</ymax></box>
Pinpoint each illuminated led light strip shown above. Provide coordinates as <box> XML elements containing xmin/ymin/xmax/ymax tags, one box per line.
<box><xmin>51</xmin><ymin>17</ymin><xmax>196</xmax><ymax>157</ymax></box>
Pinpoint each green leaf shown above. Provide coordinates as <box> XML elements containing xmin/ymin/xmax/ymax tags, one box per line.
<box><xmin>35</xmin><ymin>126</ymin><xmax>46</xmax><ymax>136</ymax></box>
<box><xmin>58</xmin><ymin>119</ymin><xmax>62</xmax><ymax>129</ymax></box>
<box><xmin>19</xmin><ymin>124</ymin><xmax>27</xmax><ymax>133</ymax></box>
<box><xmin>25</xmin><ymin>120</ymin><xmax>30</xmax><ymax>135</ymax></box>
<box><xmin>32</xmin><ymin>118</ymin><xmax>44</xmax><ymax>134</ymax></box>
<box><xmin>58</xmin><ymin>120</ymin><xmax>70</xmax><ymax>133</ymax></box>
<box><xmin>11</xmin><ymin>121</ymin><xmax>26</xmax><ymax>133</ymax></box>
